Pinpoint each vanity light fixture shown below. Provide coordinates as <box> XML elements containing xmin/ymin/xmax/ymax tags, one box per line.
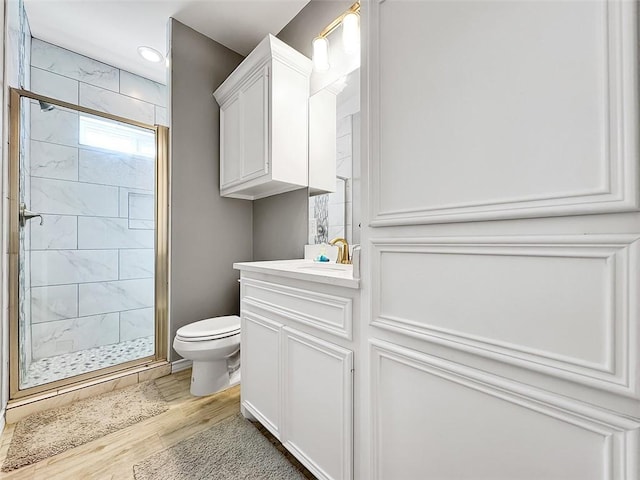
<box><xmin>137</xmin><ymin>46</ymin><xmax>164</xmax><ymax>63</ymax></box>
<box><xmin>342</xmin><ymin>12</ymin><xmax>360</xmax><ymax>54</ymax></box>
<box><xmin>312</xmin><ymin>37</ymin><xmax>330</xmax><ymax>71</ymax></box>
<box><xmin>312</xmin><ymin>1</ymin><xmax>360</xmax><ymax>71</ymax></box>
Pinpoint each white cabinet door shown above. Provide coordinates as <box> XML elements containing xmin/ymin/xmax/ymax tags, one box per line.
<box><xmin>283</xmin><ymin>327</ymin><xmax>353</xmax><ymax>480</ymax></box>
<box><xmin>220</xmin><ymin>95</ymin><xmax>241</xmax><ymax>189</ymax></box>
<box><xmin>241</xmin><ymin>313</ymin><xmax>281</xmax><ymax>438</ymax></box>
<box><xmin>240</xmin><ymin>68</ymin><xmax>269</xmax><ymax>182</ymax></box>
<box><xmin>214</xmin><ymin>35</ymin><xmax>311</xmax><ymax>200</ymax></box>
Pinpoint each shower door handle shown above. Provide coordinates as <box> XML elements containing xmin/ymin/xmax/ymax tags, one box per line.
<box><xmin>19</xmin><ymin>203</ymin><xmax>44</xmax><ymax>227</ymax></box>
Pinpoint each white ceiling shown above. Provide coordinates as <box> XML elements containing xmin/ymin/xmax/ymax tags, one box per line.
<box><xmin>23</xmin><ymin>0</ymin><xmax>309</xmax><ymax>84</ymax></box>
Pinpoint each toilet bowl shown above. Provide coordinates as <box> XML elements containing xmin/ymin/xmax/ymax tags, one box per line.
<box><xmin>173</xmin><ymin>315</ymin><xmax>241</xmax><ymax>396</ymax></box>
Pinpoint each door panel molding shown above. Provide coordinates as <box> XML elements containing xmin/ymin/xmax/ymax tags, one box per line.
<box><xmin>371</xmin><ymin>235</ymin><xmax>640</xmax><ymax>397</ymax></box>
<box><xmin>370</xmin><ymin>339</ymin><xmax>640</xmax><ymax>480</ymax></box>
<box><xmin>369</xmin><ymin>0</ymin><xmax>639</xmax><ymax>226</ymax></box>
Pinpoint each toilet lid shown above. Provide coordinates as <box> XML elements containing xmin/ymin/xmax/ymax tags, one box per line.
<box><xmin>176</xmin><ymin>315</ymin><xmax>241</xmax><ymax>341</ymax></box>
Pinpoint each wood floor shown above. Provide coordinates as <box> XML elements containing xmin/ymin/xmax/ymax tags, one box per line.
<box><xmin>0</xmin><ymin>369</ymin><xmax>313</xmax><ymax>480</ymax></box>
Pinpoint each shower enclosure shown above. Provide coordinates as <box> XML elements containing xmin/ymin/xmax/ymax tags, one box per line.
<box><xmin>9</xmin><ymin>88</ymin><xmax>169</xmax><ymax>399</ymax></box>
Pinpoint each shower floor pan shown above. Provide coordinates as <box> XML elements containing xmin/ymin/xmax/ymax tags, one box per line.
<box><xmin>21</xmin><ymin>336</ymin><xmax>154</xmax><ymax>389</ymax></box>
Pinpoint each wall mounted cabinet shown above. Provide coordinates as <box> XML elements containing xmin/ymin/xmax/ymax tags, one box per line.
<box><xmin>213</xmin><ymin>35</ymin><xmax>312</xmax><ymax>200</ymax></box>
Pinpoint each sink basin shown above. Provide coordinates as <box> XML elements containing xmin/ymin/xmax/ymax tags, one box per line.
<box><xmin>296</xmin><ymin>263</ymin><xmax>352</xmax><ymax>272</ymax></box>
<box><xmin>234</xmin><ymin>259</ymin><xmax>359</xmax><ymax>288</ymax></box>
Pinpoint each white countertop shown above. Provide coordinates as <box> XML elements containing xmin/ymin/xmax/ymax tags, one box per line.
<box><xmin>233</xmin><ymin>259</ymin><xmax>360</xmax><ymax>289</ymax></box>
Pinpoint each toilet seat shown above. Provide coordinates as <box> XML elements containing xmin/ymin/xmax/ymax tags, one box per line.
<box><xmin>176</xmin><ymin>315</ymin><xmax>241</xmax><ymax>342</ymax></box>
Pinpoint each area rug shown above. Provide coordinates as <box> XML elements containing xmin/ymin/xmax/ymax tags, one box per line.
<box><xmin>133</xmin><ymin>413</ymin><xmax>306</xmax><ymax>480</ymax></box>
<box><xmin>2</xmin><ymin>381</ymin><xmax>168</xmax><ymax>472</ymax></box>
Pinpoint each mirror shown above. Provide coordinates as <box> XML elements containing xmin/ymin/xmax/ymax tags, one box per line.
<box><xmin>308</xmin><ymin>68</ymin><xmax>360</xmax><ymax>246</ymax></box>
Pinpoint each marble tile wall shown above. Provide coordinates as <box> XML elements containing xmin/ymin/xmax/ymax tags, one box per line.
<box><xmin>27</xmin><ymin>39</ymin><xmax>165</xmax><ymax>361</ymax></box>
<box><xmin>309</xmin><ymin>113</ymin><xmax>354</xmax><ymax>245</ymax></box>
<box><xmin>79</xmin><ymin>83</ymin><xmax>154</xmax><ymax>124</ymax></box>
<box><xmin>78</xmin><ymin>149</ymin><xmax>154</xmax><ymax>190</ymax></box>
<box><xmin>31</xmin><ymin>38</ymin><xmax>168</xmax><ymax>125</ymax></box>
<box><xmin>31</xmin><ymin>284</ymin><xmax>78</xmax><ymax>323</ymax></box>
<box><xmin>78</xmin><ymin>278</ymin><xmax>154</xmax><ymax>317</ymax></box>
<box><xmin>120</xmin><ymin>308</ymin><xmax>154</xmax><ymax>342</ymax></box>
<box><xmin>31</xmin><ymin>39</ymin><xmax>119</xmax><ymax>91</ymax></box>
<box><xmin>31</xmin><ymin>313</ymin><xmax>120</xmax><ymax>359</ymax></box>
<box><xmin>30</xmin><ymin>250</ymin><xmax>119</xmax><ymax>287</ymax></box>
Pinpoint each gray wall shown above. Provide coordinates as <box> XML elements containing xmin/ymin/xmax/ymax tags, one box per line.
<box><xmin>253</xmin><ymin>188</ymin><xmax>309</xmax><ymax>260</ymax></box>
<box><xmin>252</xmin><ymin>0</ymin><xmax>352</xmax><ymax>262</ymax></box>
<box><xmin>169</xmin><ymin>19</ymin><xmax>252</xmax><ymax>360</ymax></box>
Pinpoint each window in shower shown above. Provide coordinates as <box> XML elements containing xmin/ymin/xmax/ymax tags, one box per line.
<box><xmin>79</xmin><ymin>115</ymin><xmax>155</xmax><ymax>159</ymax></box>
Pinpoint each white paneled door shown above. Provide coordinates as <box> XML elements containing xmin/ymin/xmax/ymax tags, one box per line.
<box><xmin>362</xmin><ymin>0</ymin><xmax>640</xmax><ymax>478</ymax></box>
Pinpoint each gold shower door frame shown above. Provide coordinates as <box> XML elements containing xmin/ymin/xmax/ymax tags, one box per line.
<box><xmin>8</xmin><ymin>88</ymin><xmax>169</xmax><ymax>400</ymax></box>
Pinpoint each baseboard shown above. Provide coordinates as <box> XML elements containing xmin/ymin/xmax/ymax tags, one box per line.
<box><xmin>171</xmin><ymin>359</ymin><xmax>192</xmax><ymax>373</ymax></box>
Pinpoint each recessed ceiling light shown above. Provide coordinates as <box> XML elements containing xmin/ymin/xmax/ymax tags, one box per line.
<box><xmin>137</xmin><ymin>46</ymin><xmax>164</xmax><ymax>63</ymax></box>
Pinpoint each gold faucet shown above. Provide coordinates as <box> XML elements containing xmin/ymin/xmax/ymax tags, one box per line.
<box><xmin>329</xmin><ymin>237</ymin><xmax>351</xmax><ymax>264</ymax></box>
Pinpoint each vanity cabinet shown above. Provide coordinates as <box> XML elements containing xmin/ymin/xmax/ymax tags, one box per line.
<box><xmin>213</xmin><ymin>35</ymin><xmax>312</xmax><ymax>200</ymax></box>
<box><xmin>235</xmin><ymin>265</ymin><xmax>358</xmax><ymax>480</ymax></box>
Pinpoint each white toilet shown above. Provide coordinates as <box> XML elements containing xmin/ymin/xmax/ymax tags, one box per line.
<box><xmin>173</xmin><ymin>315</ymin><xmax>241</xmax><ymax>396</ymax></box>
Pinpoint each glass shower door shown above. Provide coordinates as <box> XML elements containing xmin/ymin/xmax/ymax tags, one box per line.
<box><xmin>10</xmin><ymin>89</ymin><xmax>168</xmax><ymax>396</ymax></box>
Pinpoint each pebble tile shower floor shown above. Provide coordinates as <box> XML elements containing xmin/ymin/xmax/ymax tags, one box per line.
<box><xmin>21</xmin><ymin>336</ymin><xmax>154</xmax><ymax>388</ymax></box>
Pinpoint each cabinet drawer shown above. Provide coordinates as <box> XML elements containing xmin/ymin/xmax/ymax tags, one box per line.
<box><xmin>241</xmin><ymin>278</ymin><xmax>353</xmax><ymax>340</ymax></box>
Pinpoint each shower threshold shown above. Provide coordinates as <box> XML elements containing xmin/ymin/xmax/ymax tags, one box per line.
<box><xmin>21</xmin><ymin>336</ymin><xmax>155</xmax><ymax>389</ymax></box>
